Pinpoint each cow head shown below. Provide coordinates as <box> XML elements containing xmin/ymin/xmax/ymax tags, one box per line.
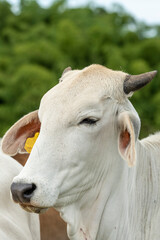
<box><xmin>1</xmin><ymin>65</ymin><xmax>157</xmax><ymax>213</ymax></box>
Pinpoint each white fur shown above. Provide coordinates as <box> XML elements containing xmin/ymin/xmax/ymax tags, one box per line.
<box><xmin>0</xmin><ymin>142</ymin><xmax>40</xmax><ymax>240</ymax></box>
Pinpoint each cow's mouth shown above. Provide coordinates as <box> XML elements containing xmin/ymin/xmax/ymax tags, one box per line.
<box><xmin>19</xmin><ymin>203</ymin><xmax>48</xmax><ymax>214</ymax></box>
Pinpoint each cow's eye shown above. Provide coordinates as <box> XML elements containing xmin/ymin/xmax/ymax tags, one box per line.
<box><xmin>79</xmin><ymin>118</ymin><xmax>98</xmax><ymax>125</ymax></box>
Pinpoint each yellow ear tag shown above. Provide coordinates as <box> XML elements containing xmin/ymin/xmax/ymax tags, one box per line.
<box><xmin>24</xmin><ymin>132</ymin><xmax>39</xmax><ymax>153</ymax></box>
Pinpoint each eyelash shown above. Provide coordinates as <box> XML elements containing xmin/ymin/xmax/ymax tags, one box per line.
<box><xmin>79</xmin><ymin>118</ymin><xmax>99</xmax><ymax>125</ymax></box>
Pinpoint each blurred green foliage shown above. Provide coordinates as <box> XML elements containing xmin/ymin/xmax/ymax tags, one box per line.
<box><xmin>0</xmin><ymin>0</ymin><xmax>160</xmax><ymax>137</ymax></box>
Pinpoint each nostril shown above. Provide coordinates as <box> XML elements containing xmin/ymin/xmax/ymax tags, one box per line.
<box><xmin>23</xmin><ymin>183</ymin><xmax>36</xmax><ymax>199</ymax></box>
<box><xmin>11</xmin><ymin>182</ymin><xmax>37</xmax><ymax>203</ymax></box>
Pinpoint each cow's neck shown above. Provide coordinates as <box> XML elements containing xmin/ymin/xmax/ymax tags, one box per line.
<box><xmin>58</xmin><ymin>141</ymin><xmax>128</xmax><ymax>240</ymax></box>
<box><xmin>58</xmin><ymin>138</ymin><xmax>160</xmax><ymax>240</ymax></box>
<box><xmin>99</xmin><ymin>139</ymin><xmax>160</xmax><ymax>240</ymax></box>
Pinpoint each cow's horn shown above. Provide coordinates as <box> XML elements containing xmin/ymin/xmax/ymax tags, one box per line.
<box><xmin>62</xmin><ymin>66</ymin><xmax>72</xmax><ymax>76</ymax></box>
<box><xmin>59</xmin><ymin>66</ymin><xmax>72</xmax><ymax>83</ymax></box>
<box><xmin>123</xmin><ymin>70</ymin><xmax>158</xmax><ymax>94</ymax></box>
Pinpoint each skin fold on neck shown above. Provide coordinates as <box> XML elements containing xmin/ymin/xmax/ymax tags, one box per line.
<box><xmin>56</xmin><ymin>137</ymin><xmax>160</xmax><ymax>240</ymax></box>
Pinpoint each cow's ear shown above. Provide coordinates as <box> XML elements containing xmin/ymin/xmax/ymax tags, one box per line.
<box><xmin>1</xmin><ymin>110</ymin><xmax>40</xmax><ymax>156</ymax></box>
<box><xmin>117</xmin><ymin>112</ymin><xmax>140</xmax><ymax>167</ymax></box>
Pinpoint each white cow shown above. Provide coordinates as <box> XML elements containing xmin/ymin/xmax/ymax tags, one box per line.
<box><xmin>0</xmin><ymin>143</ymin><xmax>40</xmax><ymax>240</ymax></box>
<box><xmin>1</xmin><ymin>64</ymin><xmax>160</xmax><ymax>240</ymax></box>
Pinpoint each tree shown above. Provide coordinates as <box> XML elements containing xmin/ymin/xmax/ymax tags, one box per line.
<box><xmin>0</xmin><ymin>0</ymin><xmax>159</xmax><ymax>137</ymax></box>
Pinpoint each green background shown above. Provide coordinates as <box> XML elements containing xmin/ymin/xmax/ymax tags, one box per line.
<box><xmin>0</xmin><ymin>0</ymin><xmax>160</xmax><ymax>138</ymax></box>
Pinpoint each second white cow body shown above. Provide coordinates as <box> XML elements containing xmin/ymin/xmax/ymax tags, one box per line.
<box><xmin>0</xmin><ymin>148</ymin><xmax>40</xmax><ymax>240</ymax></box>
